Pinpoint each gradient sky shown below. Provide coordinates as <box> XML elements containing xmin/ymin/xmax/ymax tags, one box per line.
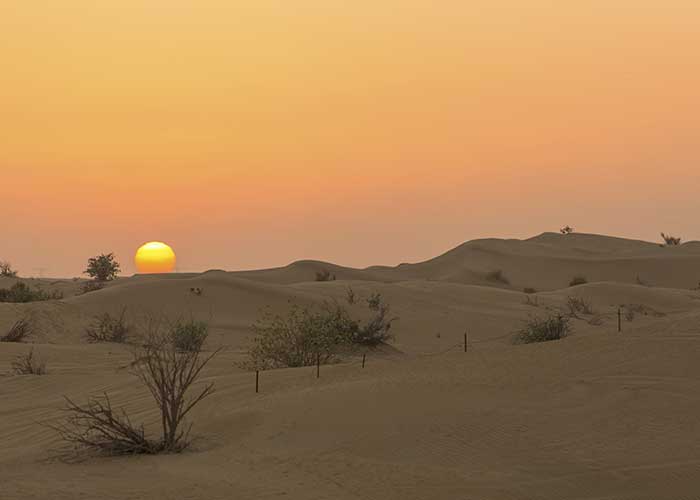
<box><xmin>2</xmin><ymin>1</ymin><xmax>699</xmax><ymax>277</ymax></box>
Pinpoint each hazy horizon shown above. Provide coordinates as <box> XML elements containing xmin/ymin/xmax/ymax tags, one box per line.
<box><xmin>3</xmin><ymin>1</ymin><xmax>699</xmax><ymax>277</ymax></box>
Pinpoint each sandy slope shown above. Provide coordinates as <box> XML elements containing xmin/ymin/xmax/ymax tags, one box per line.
<box><xmin>2</xmin><ymin>233</ymin><xmax>700</xmax><ymax>499</ymax></box>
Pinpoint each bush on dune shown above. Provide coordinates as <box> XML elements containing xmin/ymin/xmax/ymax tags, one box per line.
<box><xmin>85</xmin><ymin>308</ymin><xmax>130</xmax><ymax>343</ymax></box>
<box><xmin>1</xmin><ymin>318</ymin><xmax>32</xmax><ymax>342</ymax></box>
<box><xmin>12</xmin><ymin>347</ymin><xmax>46</xmax><ymax>375</ymax></box>
<box><xmin>0</xmin><ymin>260</ymin><xmax>17</xmax><ymax>277</ymax></box>
<box><xmin>0</xmin><ymin>282</ymin><xmax>63</xmax><ymax>303</ymax></box>
<box><xmin>514</xmin><ymin>314</ymin><xmax>571</xmax><ymax>344</ymax></box>
<box><xmin>51</xmin><ymin>320</ymin><xmax>219</xmax><ymax>456</ymax></box>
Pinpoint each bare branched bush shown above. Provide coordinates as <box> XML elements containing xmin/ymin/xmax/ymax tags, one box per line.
<box><xmin>661</xmin><ymin>233</ymin><xmax>681</xmax><ymax>246</ymax></box>
<box><xmin>569</xmin><ymin>275</ymin><xmax>588</xmax><ymax>287</ymax></box>
<box><xmin>560</xmin><ymin>226</ymin><xmax>574</xmax><ymax>234</ymax></box>
<box><xmin>1</xmin><ymin>318</ymin><xmax>32</xmax><ymax>342</ymax></box>
<box><xmin>315</xmin><ymin>269</ymin><xmax>336</xmax><ymax>282</ymax></box>
<box><xmin>514</xmin><ymin>314</ymin><xmax>571</xmax><ymax>344</ymax></box>
<box><xmin>0</xmin><ymin>260</ymin><xmax>17</xmax><ymax>277</ymax></box>
<box><xmin>85</xmin><ymin>308</ymin><xmax>129</xmax><ymax>343</ymax></box>
<box><xmin>0</xmin><ymin>282</ymin><xmax>63</xmax><ymax>303</ymax></box>
<box><xmin>52</xmin><ymin>320</ymin><xmax>219</xmax><ymax>455</ymax></box>
<box><xmin>524</xmin><ymin>294</ymin><xmax>539</xmax><ymax>307</ymax></box>
<box><xmin>485</xmin><ymin>269</ymin><xmax>510</xmax><ymax>285</ymax></box>
<box><xmin>351</xmin><ymin>292</ymin><xmax>397</xmax><ymax>346</ymax></box>
<box><xmin>566</xmin><ymin>296</ymin><xmax>594</xmax><ymax>317</ymax></box>
<box><xmin>12</xmin><ymin>347</ymin><xmax>46</xmax><ymax>375</ymax></box>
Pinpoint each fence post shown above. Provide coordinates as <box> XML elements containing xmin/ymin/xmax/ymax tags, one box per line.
<box><xmin>316</xmin><ymin>353</ymin><xmax>320</xmax><ymax>378</ymax></box>
<box><xmin>464</xmin><ymin>331</ymin><xmax>468</xmax><ymax>352</ymax></box>
<box><xmin>618</xmin><ymin>307</ymin><xmax>622</xmax><ymax>333</ymax></box>
<box><xmin>362</xmin><ymin>353</ymin><xmax>366</xmax><ymax>368</ymax></box>
<box><xmin>255</xmin><ymin>370</ymin><xmax>259</xmax><ymax>393</ymax></box>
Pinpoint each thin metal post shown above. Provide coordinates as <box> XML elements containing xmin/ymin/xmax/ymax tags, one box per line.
<box><xmin>255</xmin><ymin>370</ymin><xmax>259</xmax><ymax>393</ymax></box>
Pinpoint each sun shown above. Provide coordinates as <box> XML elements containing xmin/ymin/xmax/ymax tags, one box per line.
<box><xmin>134</xmin><ymin>242</ymin><xmax>176</xmax><ymax>274</ymax></box>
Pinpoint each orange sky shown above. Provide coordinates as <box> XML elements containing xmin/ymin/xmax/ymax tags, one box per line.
<box><xmin>2</xmin><ymin>1</ymin><xmax>699</xmax><ymax>277</ymax></box>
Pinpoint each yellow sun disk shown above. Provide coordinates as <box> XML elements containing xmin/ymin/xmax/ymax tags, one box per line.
<box><xmin>135</xmin><ymin>242</ymin><xmax>176</xmax><ymax>274</ymax></box>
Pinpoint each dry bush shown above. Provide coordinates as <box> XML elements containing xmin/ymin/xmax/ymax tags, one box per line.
<box><xmin>0</xmin><ymin>260</ymin><xmax>17</xmax><ymax>277</ymax></box>
<box><xmin>660</xmin><ymin>233</ymin><xmax>681</xmax><ymax>246</ymax></box>
<box><xmin>315</xmin><ymin>269</ymin><xmax>336</xmax><ymax>282</ymax></box>
<box><xmin>0</xmin><ymin>282</ymin><xmax>63</xmax><ymax>303</ymax></box>
<box><xmin>12</xmin><ymin>347</ymin><xmax>46</xmax><ymax>375</ymax></box>
<box><xmin>85</xmin><ymin>308</ymin><xmax>129</xmax><ymax>343</ymax></box>
<box><xmin>170</xmin><ymin>319</ymin><xmax>208</xmax><ymax>352</ymax></box>
<box><xmin>524</xmin><ymin>294</ymin><xmax>539</xmax><ymax>307</ymax></box>
<box><xmin>560</xmin><ymin>226</ymin><xmax>574</xmax><ymax>234</ymax></box>
<box><xmin>351</xmin><ymin>292</ymin><xmax>397</xmax><ymax>346</ymax></box>
<box><xmin>1</xmin><ymin>318</ymin><xmax>32</xmax><ymax>342</ymax></box>
<box><xmin>52</xmin><ymin>320</ymin><xmax>219</xmax><ymax>455</ymax></box>
<box><xmin>514</xmin><ymin>314</ymin><xmax>571</xmax><ymax>344</ymax></box>
<box><xmin>523</xmin><ymin>287</ymin><xmax>537</xmax><ymax>294</ymax></box>
<box><xmin>566</xmin><ymin>296</ymin><xmax>594</xmax><ymax>317</ymax></box>
<box><xmin>485</xmin><ymin>269</ymin><xmax>510</xmax><ymax>285</ymax></box>
<box><xmin>569</xmin><ymin>275</ymin><xmax>588</xmax><ymax>287</ymax></box>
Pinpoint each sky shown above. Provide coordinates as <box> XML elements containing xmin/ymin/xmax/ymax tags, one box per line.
<box><xmin>2</xmin><ymin>1</ymin><xmax>699</xmax><ymax>277</ymax></box>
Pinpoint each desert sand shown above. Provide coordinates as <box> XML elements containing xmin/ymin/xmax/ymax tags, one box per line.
<box><xmin>3</xmin><ymin>232</ymin><xmax>700</xmax><ymax>499</ymax></box>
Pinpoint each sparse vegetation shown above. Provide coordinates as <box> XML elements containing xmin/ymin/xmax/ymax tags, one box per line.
<box><xmin>485</xmin><ymin>269</ymin><xmax>510</xmax><ymax>285</ymax></box>
<box><xmin>12</xmin><ymin>347</ymin><xmax>46</xmax><ymax>375</ymax></box>
<box><xmin>247</xmin><ymin>290</ymin><xmax>397</xmax><ymax>369</ymax></box>
<box><xmin>79</xmin><ymin>281</ymin><xmax>105</xmax><ymax>295</ymax></box>
<box><xmin>514</xmin><ymin>314</ymin><xmax>571</xmax><ymax>344</ymax></box>
<box><xmin>0</xmin><ymin>261</ymin><xmax>17</xmax><ymax>277</ymax></box>
<box><xmin>85</xmin><ymin>308</ymin><xmax>129</xmax><ymax>343</ymax></box>
<box><xmin>85</xmin><ymin>253</ymin><xmax>121</xmax><ymax>282</ymax></box>
<box><xmin>560</xmin><ymin>226</ymin><xmax>574</xmax><ymax>235</ymax></box>
<box><xmin>52</xmin><ymin>321</ymin><xmax>219</xmax><ymax>455</ymax></box>
<box><xmin>0</xmin><ymin>282</ymin><xmax>63</xmax><ymax>303</ymax></box>
<box><xmin>569</xmin><ymin>276</ymin><xmax>588</xmax><ymax>287</ymax></box>
<box><xmin>660</xmin><ymin>233</ymin><xmax>681</xmax><ymax>246</ymax></box>
<box><xmin>315</xmin><ymin>269</ymin><xmax>336</xmax><ymax>282</ymax></box>
<box><xmin>565</xmin><ymin>296</ymin><xmax>594</xmax><ymax>317</ymax></box>
<box><xmin>523</xmin><ymin>287</ymin><xmax>536</xmax><ymax>294</ymax></box>
<box><xmin>170</xmin><ymin>319</ymin><xmax>208</xmax><ymax>352</ymax></box>
<box><xmin>1</xmin><ymin>318</ymin><xmax>32</xmax><ymax>342</ymax></box>
<box><xmin>524</xmin><ymin>294</ymin><xmax>539</xmax><ymax>307</ymax></box>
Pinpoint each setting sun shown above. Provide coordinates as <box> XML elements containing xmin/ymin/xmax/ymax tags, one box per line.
<box><xmin>134</xmin><ymin>242</ymin><xmax>176</xmax><ymax>274</ymax></box>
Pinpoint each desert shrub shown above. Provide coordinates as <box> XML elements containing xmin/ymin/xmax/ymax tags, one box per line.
<box><xmin>85</xmin><ymin>308</ymin><xmax>129</xmax><ymax>343</ymax></box>
<box><xmin>12</xmin><ymin>347</ymin><xmax>46</xmax><ymax>375</ymax></box>
<box><xmin>85</xmin><ymin>253</ymin><xmax>121</xmax><ymax>282</ymax></box>
<box><xmin>170</xmin><ymin>319</ymin><xmax>208</xmax><ymax>352</ymax></box>
<box><xmin>514</xmin><ymin>314</ymin><xmax>571</xmax><ymax>344</ymax></box>
<box><xmin>1</xmin><ymin>318</ymin><xmax>32</xmax><ymax>342</ymax></box>
<box><xmin>315</xmin><ymin>269</ymin><xmax>336</xmax><ymax>282</ymax></box>
<box><xmin>0</xmin><ymin>261</ymin><xmax>17</xmax><ymax>277</ymax></box>
<box><xmin>569</xmin><ymin>276</ymin><xmax>588</xmax><ymax>287</ymax></box>
<box><xmin>351</xmin><ymin>292</ymin><xmax>397</xmax><ymax>346</ymax></box>
<box><xmin>560</xmin><ymin>226</ymin><xmax>574</xmax><ymax>234</ymax></box>
<box><xmin>485</xmin><ymin>269</ymin><xmax>510</xmax><ymax>285</ymax></box>
<box><xmin>566</xmin><ymin>296</ymin><xmax>594</xmax><ymax>316</ymax></box>
<box><xmin>524</xmin><ymin>294</ymin><xmax>539</xmax><ymax>307</ymax></box>
<box><xmin>79</xmin><ymin>281</ymin><xmax>105</xmax><ymax>295</ymax></box>
<box><xmin>0</xmin><ymin>282</ymin><xmax>63</xmax><ymax>303</ymax></box>
<box><xmin>51</xmin><ymin>323</ymin><xmax>219</xmax><ymax>455</ymax></box>
<box><xmin>247</xmin><ymin>303</ymin><xmax>352</xmax><ymax>369</ymax></box>
<box><xmin>523</xmin><ymin>287</ymin><xmax>537</xmax><ymax>294</ymax></box>
<box><xmin>660</xmin><ymin>233</ymin><xmax>681</xmax><ymax>246</ymax></box>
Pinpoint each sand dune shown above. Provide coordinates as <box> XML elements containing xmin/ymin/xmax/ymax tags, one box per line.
<box><xmin>2</xmin><ymin>232</ymin><xmax>700</xmax><ymax>499</ymax></box>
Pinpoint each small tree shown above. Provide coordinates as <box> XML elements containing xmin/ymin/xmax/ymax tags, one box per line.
<box><xmin>0</xmin><ymin>261</ymin><xmax>17</xmax><ymax>277</ymax></box>
<box><xmin>52</xmin><ymin>319</ymin><xmax>219</xmax><ymax>455</ymax></box>
<box><xmin>85</xmin><ymin>253</ymin><xmax>121</xmax><ymax>282</ymax></box>
<box><xmin>660</xmin><ymin>233</ymin><xmax>681</xmax><ymax>246</ymax></box>
<box><xmin>560</xmin><ymin>226</ymin><xmax>574</xmax><ymax>235</ymax></box>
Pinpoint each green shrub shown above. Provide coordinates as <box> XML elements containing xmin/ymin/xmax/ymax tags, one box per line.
<box><xmin>569</xmin><ymin>276</ymin><xmax>588</xmax><ymax>287</ymax></box>
<box><xmin>0</xmin><ymin>282</ymin><xmax>63</xmax><ymax>303</ymax></box>
<box><xmin>514</xmin><ymin>314</ymin><xmax>571</xmax><ymax>344</ymax></box>
<box><xmin>170</xmin><ymin>319</ymin><xmax>208</xmax><ymax>352</ymax></box>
